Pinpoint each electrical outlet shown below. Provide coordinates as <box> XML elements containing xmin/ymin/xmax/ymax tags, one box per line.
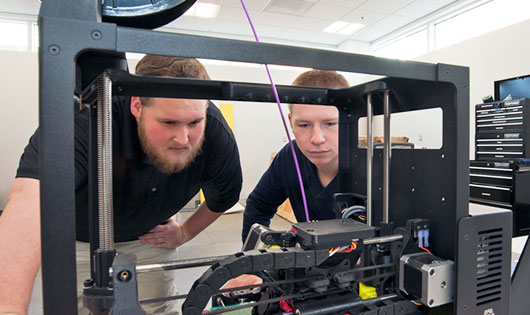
<box><xmin>418</xmin><ymin>133</ymin><xmax>423</xmax><ymax>141</ymax></box>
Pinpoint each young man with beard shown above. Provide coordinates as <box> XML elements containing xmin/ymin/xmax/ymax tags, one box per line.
<box><xmin>0</xmin><ymin>55</ymin><xmax>242</xmax><ymax>314</ymax></box>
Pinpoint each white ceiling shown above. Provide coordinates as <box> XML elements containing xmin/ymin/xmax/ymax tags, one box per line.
<box><xmin>169</xmin><ymin>0</ymin><xmax>459</xmax><ymax>48</ymax></box>
<box><xmin>2</xmin><ymin>0</ymin><xmax>466</xmax><ymax>49</ymax></box>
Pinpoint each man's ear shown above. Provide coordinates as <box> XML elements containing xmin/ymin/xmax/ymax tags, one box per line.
<box><xmin>288</xmin><ymin>112</ymin><xmax>293</xmax><ymax>129</ymax></box>
<box><xmin>130</xmin><ymin>97</ymin><xmax>143</xmax><ymax>121</ymax></box>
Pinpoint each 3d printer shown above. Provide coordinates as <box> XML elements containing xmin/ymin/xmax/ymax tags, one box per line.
<box><xmin>37</xmin><ymin>1</ymin><xmax>527</xmax><ymax>314</ymax></box>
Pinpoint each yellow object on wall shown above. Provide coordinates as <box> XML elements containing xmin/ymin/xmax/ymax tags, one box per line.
<box><xmin>220</xmin><ymin>103</ymin><xmax>234</xmax><ymax>132</ymax></box>
<box><xmin>201</xmin><ymin>103</ymin><xmax>235</xmax><ymax>204</ymax></box>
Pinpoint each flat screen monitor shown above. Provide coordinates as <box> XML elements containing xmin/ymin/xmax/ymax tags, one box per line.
<box><xmin>495</xmin><ymin>74</ymin><xmax>530</xmax><ymax>101</ymax></box>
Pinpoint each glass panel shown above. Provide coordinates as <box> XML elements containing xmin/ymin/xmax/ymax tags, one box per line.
<box><xmin>31</xmin><ymin>22</ymin><xmax>39</xmax><ymax>52</ymax></box>
<box><xmin>435</xmin><ymin>0</ymin><xmax>530</xmax><ymax>50</ymax></box>
<box><xmin>358</xmin><ymin>107</ymin><xmax>443</xmax><ymax>150</ymax></box>
<box><xmin>0</xmin><ymin>20</ymin><xmax>28</xmax><ymax>51</ymax></box>
<box><xmin>374</xmin><ymin>29</ymin><xmax>428</xmax><ymax>60</ymax></box>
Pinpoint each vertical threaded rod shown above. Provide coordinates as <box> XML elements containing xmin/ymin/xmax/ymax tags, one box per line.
<box><xmin>97</xmin><ymin>72</ymin><xmax>114</xmax><ymax>251</ymax></box>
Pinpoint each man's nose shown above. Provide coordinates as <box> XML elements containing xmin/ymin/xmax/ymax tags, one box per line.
<box><xmin>172</xmin><ymin>126</ymin><xmax>189</xmax><ymax>145</ymax></box>
<box><xmin>311</xmin><ymin>126</ymin><xmax>325</xmax><ymax>144</ymax></box>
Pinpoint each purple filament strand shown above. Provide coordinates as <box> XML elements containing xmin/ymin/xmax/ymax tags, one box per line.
<box><xmin>240</xmin><ymin>0</ymin><xmax>310</xmax><ymax>222</ymax></box>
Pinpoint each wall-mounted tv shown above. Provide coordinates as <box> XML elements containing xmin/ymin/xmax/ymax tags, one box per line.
<box><xmin>495</xmin><ymin>74</ymin><xmax>530</xmax><ymax>101</ymax></box>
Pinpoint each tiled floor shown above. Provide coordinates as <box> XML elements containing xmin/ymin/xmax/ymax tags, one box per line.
<box><xmin>28</xmin><ymin>210</ymin><xmax>293</xmax><ymax>314</ymax></box>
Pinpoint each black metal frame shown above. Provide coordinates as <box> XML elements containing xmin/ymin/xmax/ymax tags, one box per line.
<box><xmin>37</xmin><ymin>1</ymin><xmax>480</xmax><ymax>314</ymax></box>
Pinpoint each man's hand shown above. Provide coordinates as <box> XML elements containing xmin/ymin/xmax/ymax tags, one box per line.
<box><xmin>221</xmin><ymin>274</ymin><xmax>263</xmax><ymax>292</ymax></box>
<box><xmin>138</xmin><ymin>218</ymin><xmax>188</xmax><ymax>249</ymax></box>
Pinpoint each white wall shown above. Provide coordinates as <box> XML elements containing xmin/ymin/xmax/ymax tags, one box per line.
<box><xmin>0</xmin><ymin>51</ymin><xmax>38</xmax><ymax>209</ymax></box>
<box><xmin>358</xmin><ymin>108</ymin><xmax>444</xmax><ymax>149</ymax></box>
<box><xmin>415</xmin><ymin>18</ymin><xmax>530</xmax><ymax>158</ymax></box>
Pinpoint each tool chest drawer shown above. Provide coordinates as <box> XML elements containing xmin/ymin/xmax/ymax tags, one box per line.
<box><xmin>476</xmin><ymin>132</ymin><xmax>523</xmax><ymax>141</ymax></box>
<box><xmin>469</xmin><ymin>173</ymin><xmax>512</xmax><ymax>186</ymax></box>
<box><xmin>476</xmin><ymin>151</ymin><xmax>523</xmax><ymax>160</ymax></box>
<box><xmin>469</xmin><ymin>183</ymin><xmax>512</xmax><ymax>204</ymax></box>
<box><xmin>476</xmin><ymin>137</ymin><xmax>523</xmax><ymax>147</ymax></box>
<box><xmin>476</xmin><ymin>121</ymin><xmax>523</xmax><ymax>132</ymax></box>
<box><xmin>476</xmin><ymin>144</ymin><xmax>522</xmax><ymax>153</ymax></box>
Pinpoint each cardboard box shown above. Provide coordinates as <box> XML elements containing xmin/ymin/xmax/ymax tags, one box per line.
<box><xmin>270</xmin><ymin>153</ymin><xmax>297</xmax><ymax>223</ymax></box>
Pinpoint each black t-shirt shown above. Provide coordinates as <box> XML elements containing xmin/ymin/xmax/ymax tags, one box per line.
<box><xmin>16</xmin><ymin>98</ymin><xmax>242</xmax><ymax>242</ymax></box>
<box><xmin>242</xmin><ymin>141</ymin><xmax>337</xmax><ymax>242</ymax></box>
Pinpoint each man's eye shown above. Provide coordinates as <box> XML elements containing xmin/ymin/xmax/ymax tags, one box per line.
<box><xmin>298</xmin><ymin>124</ymin><xmax>310</xmax><ymax>128</ymax></box>
<box><xmin>163</xmin><ymin>121</ymin><xmax>176</xmax><ymax>125</ymax></box>
<box><xmin>325</xmin><ymin>122</ymin><xmax>338</xmax><ymax>127</ymax></box>
<box><xmin>189</xmin><ymin>120</ymin><xmax>201</xmax><ymax>126</ymax></box>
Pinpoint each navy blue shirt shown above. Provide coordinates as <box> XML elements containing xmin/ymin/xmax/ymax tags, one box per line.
<box><xmin>242</xmin><ymin>141</ymin><xmax>337</xmax><ymax>242</ymax></box>
<box><xmin>17</xmin><ymin>98</ymin><xmax>242</xmax><ymax>242</ymax></box>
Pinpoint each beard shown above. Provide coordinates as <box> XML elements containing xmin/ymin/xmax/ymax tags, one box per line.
<box><xmin>137</xmin><ymin>117</ymin><xmax>205</xmax><ymax>174</ymax></box>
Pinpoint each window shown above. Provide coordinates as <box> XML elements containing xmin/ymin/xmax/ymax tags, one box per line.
<box><xmin>435</xmin><ymin>0</ymin><xmax>530</xmax><ymax>50</ymax></box>
<box><xmin>371</xmin><ymin>0</ymin><xmax>530</xmax><ymax>60</ymax></box>
<box><xmin>374</xmin><ymin>29</ymin><xmax>428</xmax><ymax>60</ymax></box>
<box><xmin>31</xmin><ymin>22</ymin><xmax>39</xmax><ymax>52</ymax></box>
<box><xmin>0</xmin><ymin>20</ymin><xmax>29</xmax><ymax>51</ymax></box>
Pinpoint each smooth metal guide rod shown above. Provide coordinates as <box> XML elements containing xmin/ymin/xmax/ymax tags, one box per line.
<box><xmin>294</xmin><ymin>293</ymin><xmax>398</xmax><ymax>315</ymax></box>
<box><xmin>366</xmin><ymin>93</ymin><xmax>373</xmax><ymax>226</ymax></box>
<box><xmin>364</xmin><ymin>234</ymin><xmax>403</xmax><ymax>245</ymax></box>
<box><xmin>109</xmin><ymin>255</ymin><xmax>231</xmax><ymax>276</ymax></box>
<box><xmin>97</xmin><ymin>72</ymin><xmax>115</xmax><ymax>251</ymax></box>
<box><xmin>383</xmin><ymin>90</ymin><xmax>391</xmax><ymax>224</ymax></box>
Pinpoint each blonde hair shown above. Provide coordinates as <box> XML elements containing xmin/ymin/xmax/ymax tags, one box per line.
<box><xmin>289</xmin><ymin>70</ymin><xmax>349</xmax><ymax>112</ymax></box>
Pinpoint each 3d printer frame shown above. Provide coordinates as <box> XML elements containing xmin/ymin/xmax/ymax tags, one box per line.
<box><xmin>38</xmin><ymin>1</ymin><xmax>515</xmax><ymax>315</ymax></box>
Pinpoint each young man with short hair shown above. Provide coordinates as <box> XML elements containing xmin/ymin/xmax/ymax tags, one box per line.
<box><xmin>241</xmin><ymin>69</ymin><xmax>349</xmax><ymax>242</ymax></box>
<box><xmin>221</xmin><ymin>70</ymin><xmax>349</xmax><ymax>292</ymax></box>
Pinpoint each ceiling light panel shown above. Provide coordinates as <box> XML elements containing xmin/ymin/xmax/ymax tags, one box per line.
<box><xmin>291</xmin><ymin>17</ymin><xmax>335</xmax><ymax>31</ymax></box>
<box><xmin>265</xmin><ymin>0</ymin><xmax>317</xmax><ymax>16</ymax></box>
<box><xmin>323</xmin><ymin>21</ymin><xmax>349</xmax><ymax>33</ymax></box>
<box><xmin>338</xmin><ymin>22</ymin><xmax>365</xmax><ymax>35</ymax></box>
<box><xmin>184</xmin><ymin>3</ymin><xmax>220</xmax><ymax>18</ymax></box>
<box><xmin>195</xmin><ymin>3</ymin><xmax>220</xmax><ymax>18</ymax></box>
